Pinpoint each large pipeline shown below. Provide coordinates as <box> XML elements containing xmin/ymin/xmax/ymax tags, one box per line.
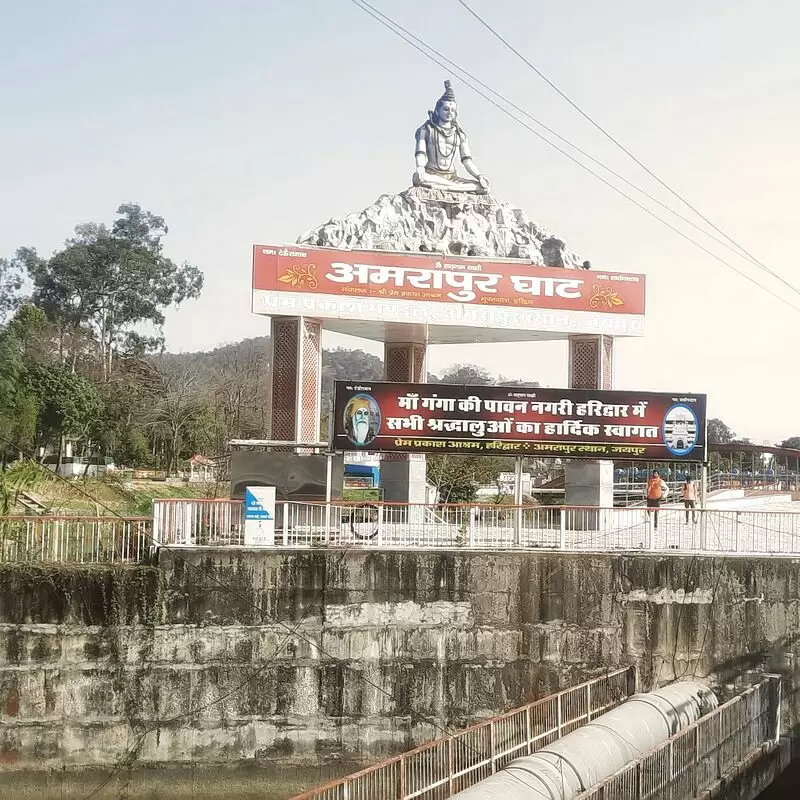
<box><xmin>451</xmin><ymin>681</ymin><xmax>718</xmax><ymax>800</ymax></box>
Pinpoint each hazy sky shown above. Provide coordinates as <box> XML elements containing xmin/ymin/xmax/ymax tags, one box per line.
<box><xmin>1</xmin><ymin>1</ymin><xmax>798</xmax><ymax>442</ymax></box>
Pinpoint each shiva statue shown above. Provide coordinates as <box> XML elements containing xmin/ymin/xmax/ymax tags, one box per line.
<box><xmin>413</xmin><ymin>80</ymin><xmax>491</xmax><ymax>194</ymax></box>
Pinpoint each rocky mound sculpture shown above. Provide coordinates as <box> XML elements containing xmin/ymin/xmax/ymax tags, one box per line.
<box><xmin>297</xmin><ymin>187</ymin><xmax>587</xmax><ymax>268</ymax></box>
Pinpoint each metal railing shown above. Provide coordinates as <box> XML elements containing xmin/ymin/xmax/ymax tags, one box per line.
<box><xmin>7</xmin><ymin>499</ymin><xmax>800</xmax><ymax>563</ymax></box>
<box><xmin>290</xmin><ymin>667</ymin><xmax>636</xmax><ymax>800</ymax></box>
<box><xmin>0</xmin><ymin>516</ymin><xmax>152</xmax><ymax>563</ymax></box>
<box><xmin>152</xmin><ymin>499</ymin><xmax>800</xmax><ymax>556</ymax></box>
<box><xmin>575</xmin><ymin>674</ymin><xmax>781</xmax><ymax>800</ymax></box>
<box><xmin>152</xmin><ymin>497</ymin><xmax>244</xmax><ymax>546</ymax></box>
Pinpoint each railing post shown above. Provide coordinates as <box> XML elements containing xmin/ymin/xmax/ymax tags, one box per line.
<box><xmin>699</xmin><ymin>509</ymin><xmax>707</xmax><ymax>552</ymax></box>
<box><xmin>766</xmin><ymin>673</ymin><xmax>782</xmax><ymax>745</ymax></box>
<box><xmin>734</xmin><ymin>511</ymin><xmax>741</xmax><ymax>553</ymax></box>
<box><xmin>282</xmin><ymin>502</ymin><xmax>289</xmax><ymax>546</ymax></box>
<box><xmin>557</xmin><ymin>693</ymin><xmax>563</xmax><ymax>738</ymax></box>
<box><xmin>559</xmin><ymin>509</ymin><xmax>566</xmax><ymax>550</ymax></box>
<box><xmin>586</xmin><ymin>683</ymin><xmax>591</xmax><ymax>723</ymax></box>
<box><xmin>490</xmin><ymin>719</ymin><xmax>496</xmax><ymax>773</ymax></box>
<box><xmin>668</xmin><ymin>738</ymin><xmax>674</xmax><ymax>800</ymax></box>
<box><xmin>525</xmin><ymin>704</ymin><xmax>532</xmax><ymax>754</ymax></box>
<box><xmin>514</xmin><ymin>455</ymin><xmax>523</xmax><ymax>547</ymax></box>
<box><xmin>183</xmin><ymin>502</ymin><xmax>193</xmax><ymax>546</ymax></box>
<box><xmin>324</xmin><ymin>500</ymin><xmax>331</xmax><ymax>546</ymax></box>
<box><xmin>377</xmin><ymin>504</ymin><xmax>384</xmax><ymax>547</ymax></box>
<box><xmin>448</xmin><ymin>736</ymin><xmax>454</xmax><ymax>794</ymax></box>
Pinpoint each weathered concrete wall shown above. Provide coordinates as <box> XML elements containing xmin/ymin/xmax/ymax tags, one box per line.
<box><xmin>1</xmin><ymin>550</ymin><xmax>800</xmax><ymax>779</ymax></box>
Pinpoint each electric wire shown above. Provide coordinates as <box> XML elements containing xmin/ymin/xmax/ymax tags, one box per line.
<box><xmin>455</xmin><ymin>0</ymin><xmax>800</xmax><ymax>298</ymax></box>
<box><xmin>0</xmin><ymin>442</ymin><xmax>540</xmax><ymax>799</ymax></box>
<box><xmin>349</xmin><ymin>0</ymin><xmax>800</xmax><ymax>315</ymax></box>
<box><xmin>351</xmin><ymin>1</ymin><xmax>766</xmax><ymax>272</ymax></box>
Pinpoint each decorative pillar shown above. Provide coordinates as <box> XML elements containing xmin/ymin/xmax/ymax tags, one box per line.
<box><xmin>565</xmin><ymin>335</ymin><xmax>615</xmax><ymax>517</ymax></box>
<box><xmin>568</xmin><ymin>334</ymin><xmax>614</xmax><ymax>390</ymax></box>
<box><xmin>381</xmin><ymin>341</ymin><xmax>428</xmax><ymax>510</ymax></box>
<box><xmin>267</xmin><ymin>316</ymin><xmax>323</xmax><ymax>443</ymax></box>
<box><xmin>384</xmin><ymin>342</ymin><xmax>427</xmax><ymax>383</ymax></box>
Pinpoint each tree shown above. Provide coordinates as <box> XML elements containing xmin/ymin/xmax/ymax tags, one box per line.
<box><xmin>497</xmin><ymin>376</ymin><xmax>541</xmax><ymax>388</ymax></box>
<box><xmin>707</xmin><ymin>418</ymin><xmax>736</xmax><ymax>445</ymax></box>
<box><xmin>209</xmin><ymin>338</ymin><xmax>269</xmax><ymax>453</ymax></box>
<box><xmin>427</xmin><ymin>454</ymin><xmax>507</xmax><ymax>504</ymax></box>
<box><xmin>0</xmin><ymin>306</ymin><xmax>49</xmax><ymax>462</ymax></box>
<box><xmin>434</xmin><ymin>363</ymin><xmax>493</xmax><ymax>385</ymax></box>
<box><xmin>0</xmin><ymin>460</ymin><xmax>53</xmax><ymax>516</ymax></box>
<box><xmin>143</xmin><ymin>363</ymin><xmax>209</xmax><ymax>476</ymax></box>
<box><xmin>0</xmin><ymin>255</ymin><xmax>23</xmax><ymax>324</ymax></box>
<box><xmin>24</xmin><ymin>361</ymin><xmax>103</xmax><ymax>469</ymax></box>
<box><xmin>780</xmin><ymin>437</ymin><xmax>800</xmax><ymax>451</ymax></box>
<box><xmin>22</xmin><ymin>203</ymin><xmax>203</xmax><ymax>380</ymax></box>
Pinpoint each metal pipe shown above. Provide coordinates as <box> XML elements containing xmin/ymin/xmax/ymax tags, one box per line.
<box><xmin>451</xmin><ymin>681</ymin><xmax>718</xmax><ymax>800</ymax></box>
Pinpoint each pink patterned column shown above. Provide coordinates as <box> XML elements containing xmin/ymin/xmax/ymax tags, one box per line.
<box><xmin>382</xmin><ymin>341</ymin><xmax>428</xmax><ymax>509</ymax></box>
<box><xmin>268</xmin><ymin>316</ymin><xmax>322</xmax><ymax>443</ymax></box>
<box><xmin>566</xmin><ymin>335</ymin><xmax>615</xmax><ymax>517</ymax></box>
<box><xmin>384</xmin><ymin>342</ymin><xmax>427</xmax><ymax>383</ymax></box>
<box><xmin>568</xmin><ymin>335</ymin><xmax>614</xmax><ymax>390</ymax></box>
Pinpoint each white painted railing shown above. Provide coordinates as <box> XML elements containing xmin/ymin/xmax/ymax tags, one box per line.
<box><xmin>152</xmin><ymin>499</ymin><xmax>800</xmax><ymax>556</ymax></box>
<box><xmin>575</xmin><ymin>675</ymin><xmax>781</xmax><ymax>800</ymax></box>
<box><xmin>6</xmin><ymin>499</ymin><xmax>800</xmax><ymax>563</ymax></box>
<box><xmin>289</xmin><ymin>667</ymin><xmax>637</xmax><ymax>800</ymax></box>
<box><xmin>152</xmin><ymin>497</ymin><xmax>243</xmax><ymax>546</ymax></box>
<box><xmin>0</xmin><ymin>516</ymin><xmax>152</xmax><ymax>563</ymax></box>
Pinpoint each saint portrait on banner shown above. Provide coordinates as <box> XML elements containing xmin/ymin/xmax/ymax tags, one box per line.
<box><xmin>343</xmin><ymin>394</ymin><xmax>382</xmax><ymax>447</ymax></box>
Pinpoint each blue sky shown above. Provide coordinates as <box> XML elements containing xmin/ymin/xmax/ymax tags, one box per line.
<box><xmin>1</xmin><ymin>0</ymin><xmax>799</xmax><ymax>441</ymax></box>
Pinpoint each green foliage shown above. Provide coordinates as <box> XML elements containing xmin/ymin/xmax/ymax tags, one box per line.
<box><xmin>0</xmin><ymin>460</ymin><xmax>53</xmax><ymax>515</ymax></box>
<box><xmin>25</xmin><ymin>203</ymin><xmax>203</xmax><ymax>379</ymax></box>
<box><xmin>0</xmin><ymin>256</ymin><xmax>23</xmax><ymax>324</ymax></box>
<box><xmin>780</xmin><ymin>437</ymin><xmax>800</xmax><ymax>451</ymax></box>
<box><xmin>707</xmin><ymin>418</ymin><xmax>736</xmax><ymax>445</ymax></box>
<box><xmin>0</xmin><ymin>307</ymin><xmax>47</xmax><ymax>460</ymax></box>
<box><xmin>24</xmin><ymin>361</ymin><xmax>103</xmax><ymax>450</ymax></box>
<box><xmin>432</xmin><ymin>363</ymin><xmax>492</xmax><ymax>385</ymax></box>
<box><xmin>427</xmin><ymin>454</ymin><xmax>508</xmax><ymax>504</ymax></box>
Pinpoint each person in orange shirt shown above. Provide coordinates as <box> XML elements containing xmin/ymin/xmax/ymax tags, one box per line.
<box><xmin>644</xmin><ymin>470</ymin><xmax>669</xmax><ymax>529</ymax></box>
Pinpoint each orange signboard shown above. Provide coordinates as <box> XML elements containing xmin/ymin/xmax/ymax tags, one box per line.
<box><xmin>252</xmin><ymin>245</ymin><xmax>645</xmax><ymax>316</ymax></box>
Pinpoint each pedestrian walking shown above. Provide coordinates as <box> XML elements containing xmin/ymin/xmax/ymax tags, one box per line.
<box><xmin>681</xmin><ymin>476</ymin><xmax>698</xmax><ymax>524</ymax></box>
<box><xmin>644</xmin><ymin>470</ymin><xmax>669</xmax><ymax>530</ymax></box>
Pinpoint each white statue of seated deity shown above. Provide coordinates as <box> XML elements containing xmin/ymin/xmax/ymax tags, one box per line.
<box><xmin>413</xmin><ymin>80</ymin><xmax>490</xmax><ymax>195</ymax></box>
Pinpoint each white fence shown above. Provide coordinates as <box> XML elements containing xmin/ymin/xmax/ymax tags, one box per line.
<box><xmin>0</xmin><ymin>516</ymin><xmax>151</xmax><ymax>563</ymax></box>
<box><xmin>5</xmin><ymin>500</ymin><xmax>800</xmax><ymax>564</ymax></box>
<box><xmin>290</xmin><ymin>667</ymin><xmax>636</xmax><ymax>800</ymax></box>
<box><xmin>576</xmin><ymin>675</ymin><xmax>781</xmax><ymax>800</ymax></box>
<box><xmin>152</xmin><ymin>499</ymin><xmax>800</xmax><ymax>556</ymax></box>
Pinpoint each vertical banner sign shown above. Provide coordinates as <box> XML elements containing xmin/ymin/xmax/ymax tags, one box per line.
<box><xmin>244</xmin><ymin>486</ymin><xmax>276</xmax><ymax>546</ymax></box>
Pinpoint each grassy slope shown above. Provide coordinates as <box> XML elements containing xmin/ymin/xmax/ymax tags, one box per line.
<box><xmin>20</xmin><ymin>476</ymin><xmax>226</xmax><ymax>516</ymax></box>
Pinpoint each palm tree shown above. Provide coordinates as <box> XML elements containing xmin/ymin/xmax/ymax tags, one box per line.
<box><xmin>0</xmin><ymin>459</ymin><xmax>50</xmax><ymax>515</ymax></box>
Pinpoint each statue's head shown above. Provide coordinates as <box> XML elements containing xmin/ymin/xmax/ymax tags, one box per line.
<box><xmin>433</xmin><ymin>80</ymin><xmax>457</xmax><ymax>124</ymax></box>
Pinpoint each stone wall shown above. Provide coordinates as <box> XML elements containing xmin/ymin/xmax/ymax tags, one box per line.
<box><xmin>1</xmin><ymin>550</ymin><xmax>799</xmax><ymax>778</ymax></box>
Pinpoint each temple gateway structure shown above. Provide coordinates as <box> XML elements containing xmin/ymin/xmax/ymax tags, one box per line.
<box><xmin>248</xmin><ymin>81</ymin><xmax>647</xmax><ymax>507</ymax></box>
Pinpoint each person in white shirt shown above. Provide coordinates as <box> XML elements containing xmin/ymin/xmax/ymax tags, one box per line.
<box><xmin>681</xmin><ymin>477</ymin><xmax>698</xmax><ymax>524</ymax></box>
